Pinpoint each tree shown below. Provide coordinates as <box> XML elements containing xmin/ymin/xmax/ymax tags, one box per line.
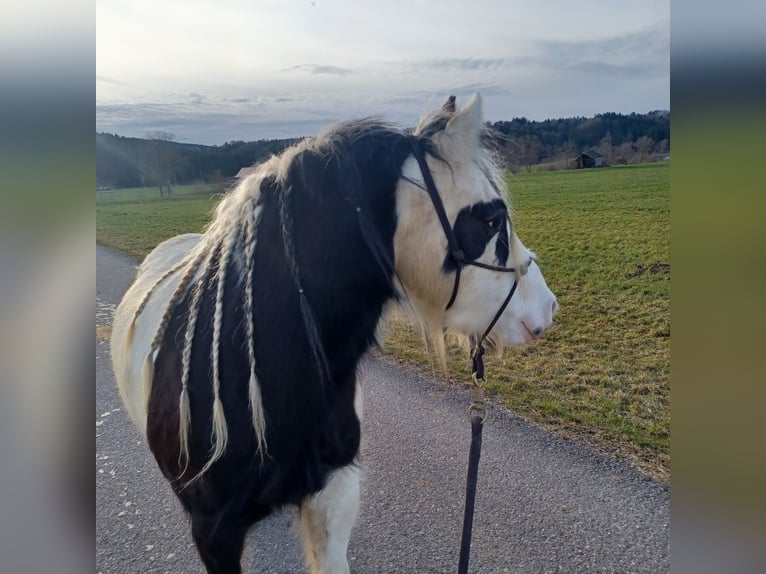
<box><xmin>562</xmin><ymin>139</ymin><xmax>578</xmax><ymax>170</ymax></box>
<box><xmin>613</xmin><ymin>141</ymin><xmax>635</xmax><ymax>165</ymax></box>
<box><xmin>499</xmin><ymin>135</ymin><xmax>543</xmax><ymax>173</ymax></box>
<box><xmin>144</xmin><ymin>130</ymin><xmax>179</xmax><ymax>197</ymax></box>
<box><xmin>597</xmin><ymin>132</ymin><xmax>613</xmax><ymax>165</ymax></box>
<box><xmin>635</xmin><ymin>136</ymin><xmax>654</xmax><ymax>163</ymax></box>
<box><xmin>520</xmin><ymin>135</ymin><xmax>542</xmax><ymax>173</ymax></box>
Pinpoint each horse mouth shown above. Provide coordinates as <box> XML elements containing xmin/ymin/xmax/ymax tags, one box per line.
<box><xmin>521</xmin><ymin>321</ymin><xmax>538</xmax><ymax>342</ymax></box>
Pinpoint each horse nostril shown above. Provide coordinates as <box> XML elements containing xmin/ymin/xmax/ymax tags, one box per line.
<box><xmin>532</xmin><ymin>327</ymin><xmax>543</xmax><ymax>337</ymax></box>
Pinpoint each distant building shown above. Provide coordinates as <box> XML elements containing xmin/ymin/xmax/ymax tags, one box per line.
<box><xmin>574</xmin><ymin>151</ymin><xmax>604</xmax><ymax>169</ymax></box>
<box><xmin>236</xmin><ymin>165</ymin><xmax>258</xmax><ymax>178</ymax></box>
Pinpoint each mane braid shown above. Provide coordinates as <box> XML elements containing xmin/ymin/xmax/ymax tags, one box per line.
<box><xmin>127</xmin><ymin>257</ymin><xmax>189</xmax><ymax>345</ymax></box>
<box><xmin>177</xmin><ymin>246</ymin><xmax>216</xmax><ymax>478</ymax></box>
<box><xmin>242</xmin><ymin>202</ymin><xmax>267</xmax><ymax>459</ymax></box>
<box><xmin>355</xmin><ymin>207</ymin><xmax>397</xmax><ymax>292</ymax></box>
<box><xmin>278</xmin><ymin>185</ymin><xmax>331</xmax><ymax>388</ymax></box>
<box><xmin>202</xmin><ymin>223</ymin><xmax>242</xmax><ymax>477</ymax></box>
<box><xmin>175</xmin><ymin>172</ymin><xmax>271</xmax><ymax>485</ymax></box>
<box><xmin>140</xmin><ymin>243</ymin><xmax>212</xmax><ymax>415</ymax></box>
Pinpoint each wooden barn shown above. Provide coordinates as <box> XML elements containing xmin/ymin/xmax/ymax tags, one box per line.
<box><xmin>236</xmin><ymin>165</ymin><xmax>258</xmax><ymax>178</ymax></box>
<box><xmin>574</xmin><ymin>151</ymin><xmax>604</xmax><ymax>169</ymax></box>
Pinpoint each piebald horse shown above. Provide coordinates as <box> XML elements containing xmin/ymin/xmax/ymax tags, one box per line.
<box><xmin>111</xmin><ymin>93</ymin><xmax>557</xmax><ymax>573</ymax></box>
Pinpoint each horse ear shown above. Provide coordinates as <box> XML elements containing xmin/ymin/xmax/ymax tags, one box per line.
<box><xmin>445</xmin><ymin>92</ymin><xmax>482</xmax><ymax>145</ymax></box>
<box><xmin>442</xmin><ymin>95</ymin><xmax>456</xmax><ymax>113</ymax></box>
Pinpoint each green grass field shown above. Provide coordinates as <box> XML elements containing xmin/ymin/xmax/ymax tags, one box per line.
<box><xmin>96</xmin><ymin>184</ymin><xmax>226</xmax><ymax>258</ymax></box>
<box><xmin>97</xmin><ymin>163</ymin><xmax>669</xmax><ymax>481</ymax></box>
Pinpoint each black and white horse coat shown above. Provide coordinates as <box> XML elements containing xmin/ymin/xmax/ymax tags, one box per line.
<box><xmin>111</xmin><ymin>94</ymin><xmax>557</xmax><ymax>574</ymax></box>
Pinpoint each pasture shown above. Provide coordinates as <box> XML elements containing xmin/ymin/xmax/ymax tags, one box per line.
<box><xmin>96</xmin><ymin>183</ymin><xmax>225</xmax><ymax>258</ymax></box>
<box><xmin>97</xmin><ymin>163</ymin><xmax>669</xmax><ymax>480</ymax></box>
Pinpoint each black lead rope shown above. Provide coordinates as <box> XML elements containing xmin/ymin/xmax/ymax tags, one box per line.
<box><xmin>459</xmin><ymin>408</ymin><xmax>484</xmax><ymax>574</ymax></box>
<box><xmin>458</xmin><ymin>345</ymin><xmax>486</xmax><ymax>574</ymax></box>
<box><xmin>408</xmin><ymin>137</ymin><xmax>529</xmax><ymax>574</ymax></box>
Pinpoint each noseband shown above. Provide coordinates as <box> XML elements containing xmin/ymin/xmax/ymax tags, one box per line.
<box><xmin>409</xmin><ymin>138</ymin><xmax>530</xmax><ymax>349</ymax></box>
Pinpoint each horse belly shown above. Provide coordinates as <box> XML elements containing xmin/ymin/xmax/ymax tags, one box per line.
<box><xmin>110</xmin><ymin>234</ymin><xmax>202</xmax><ymax>435</ymax></box>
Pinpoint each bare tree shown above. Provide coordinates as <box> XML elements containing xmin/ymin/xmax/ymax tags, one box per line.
<box><xmin>500</xmin><ymin>135</ymin><xmax>543</xmax><ymax>173</ymax></box>
<box><xmin>520</xmin><ymin>136</ymin><xmax>542</xmax><ymax>173</ymax></box>
<box><xmin>497</xmin><ymin>139</ymin><xmax>520</xmax><ymax>174</ymax></box>
<box><xmin>145</xmin><ymin>130</ymin><xmax>178</xmax><ymax>197</ymax></box>
<box><xmin>635</xmin><ymin>136</ymin><xmax>654</xmax><ymax>164</ymax></box>
<box><xmin>562</xmin><ymin>140</ymin><xmax>578</xmax><ymax>169</ymax></box>
<box><xmin>597</xmin><ymin>132</ymin><xmax>613</xmax><ymax>165</ymax></box>
<box><xmin>613</xmin><ymin>141</ymin><xmax>635</xmax><ymax>165</ymax></box>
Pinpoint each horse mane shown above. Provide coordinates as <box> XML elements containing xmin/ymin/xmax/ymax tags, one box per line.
<box><xmin>131</xmin><ymin>107</ymin><xmax>510</xmax><ymax>483</ymax></box>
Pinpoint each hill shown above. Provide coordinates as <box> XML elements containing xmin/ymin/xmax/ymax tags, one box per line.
<box><xmin>96</xmin><ymin>133</ymin><xmax>299</xmax><ymax>190</ymax></box>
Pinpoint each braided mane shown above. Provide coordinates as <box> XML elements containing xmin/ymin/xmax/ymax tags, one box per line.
<box><xmin>129</xmin><ymin>158</ymin><xmax>277</xmax><ymax>480</ymax></box>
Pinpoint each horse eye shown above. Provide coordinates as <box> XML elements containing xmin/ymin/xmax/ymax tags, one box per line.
<box><xmin>487</xmin><ymin>215</ymin><xmax>503</xmax><ymax>231</ymax></box>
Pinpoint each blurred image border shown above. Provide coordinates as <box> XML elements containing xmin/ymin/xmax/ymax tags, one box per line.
<box><xmin>1</xmin><ymin>1</ymin><xmax>765</xmax><ymax>572</ymax></box>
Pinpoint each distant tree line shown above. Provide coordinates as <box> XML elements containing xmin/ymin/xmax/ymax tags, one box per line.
<box><xmin>96</xmin><ymin>132</ymin><xmax>300</xmax><ymax>190</ymax></box>
<box><xmin>96</xmin><ymin>110</ymin><xmax>669</xmax><ymax>189</ymax></box>
<box><xmin>487</xmin><ymin>110</ymin><xmax>670</xmax><ymax>172</ymax></box>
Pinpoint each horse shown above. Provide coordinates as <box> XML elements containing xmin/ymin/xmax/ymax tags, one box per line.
<box><xmin>110</xmin><ymin>93</ymin><xmax>558</xmax><ymax>574</ymax></box>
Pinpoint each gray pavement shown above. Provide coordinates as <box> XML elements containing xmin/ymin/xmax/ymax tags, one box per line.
<box><xmin>97</xmin><ymin>245</ymin><xmax>669</xmax><ymax>573</ymax></box>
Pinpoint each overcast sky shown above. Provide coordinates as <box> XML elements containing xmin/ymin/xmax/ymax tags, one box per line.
<box><xmin>96</xmin><ymin>0</ymin><xmax>669</xmax><ymax>145</ymax></box>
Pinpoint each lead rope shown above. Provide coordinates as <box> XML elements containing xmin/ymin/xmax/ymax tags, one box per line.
<box><xmin>457</xmin><ymin>278</ymin><xmax>519</xmax><ymax>573</ymax></box>
<box><xmin>458</xmin><ymin>344</ymin><xmax>487</xmax><ymax>574</ymax></box>
<box><xmin>407</xmin><ymin>136</ymin><xmax>526</xmax><ymax>572</ymax></box>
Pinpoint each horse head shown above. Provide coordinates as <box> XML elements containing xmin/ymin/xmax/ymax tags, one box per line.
<box><xmin>395</xmin><ymin>93</ymin><xmax>558</xmax><ymax>352</ymax></box>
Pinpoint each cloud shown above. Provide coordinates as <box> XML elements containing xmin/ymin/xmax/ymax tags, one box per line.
<box><xmin>96</xmin><ymin>97</ymin><xmax>342</xmax><ymax>144</ymax></box>
<box><xmin>188</xmin><ymin>92</ymin><xmax>205</xmax><ymax>104</ymax></box>
<box><xmin>567</xmin><ymin>60</ymin><xmax>661</xmax><ymax>78</ymax></box>
<box><xmin>95</xmin><ymin>22</ymin><xmax>670</xmax><ymax>144</ymax></box>
<box><xmin>283</xmin><ymin>64</ymin><xmax>353</xmax><ymax>76</ymax></box>
<box><xmin>405</xmin><ymin>58</ymin><xmax>509</xmax><ymax>73</ymax></box>
<box><xmin>96</xmin><ymin>75</ymin><xmax>126</xmax><ymax>86</ymax></box>
<box><xmin>532</xmin><ymin>22</ymin><xmax>669</xmax><ymax>79</ymax></box>
<box><xmin>447</xmin><ymin>83</ymin><xmax>513</xmax><ymax>97</ymax></box>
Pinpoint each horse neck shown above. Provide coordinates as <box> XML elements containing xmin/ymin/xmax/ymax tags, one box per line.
<box><xmin>250</xmin><ymin>166</ymin><xmax>400</xmax><ymax>384</ymax></box>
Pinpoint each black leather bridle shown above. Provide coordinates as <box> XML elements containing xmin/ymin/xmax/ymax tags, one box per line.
<box><xmin>409</xmin><ymin>138</ymin><xmax>530</xmax><ymax>351</ymax></box>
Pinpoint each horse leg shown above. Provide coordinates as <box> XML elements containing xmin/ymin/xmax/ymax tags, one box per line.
<box><xmin>190</xmin><ymin>510</ymin><xmax>248</xmax><ymax>574</ymax></box>
<box><xmin>298</xmin><ymin>464</ymin><xmax>361</xmax><ymax>574</ymax></box>
<box><xmin>299</xmin><ymin>382</ymin><xmax>365</xmax><ymax>573</ymax></box>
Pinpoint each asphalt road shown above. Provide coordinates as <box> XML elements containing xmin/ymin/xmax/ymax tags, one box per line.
<box><xmin>97</xmin><ymin>245</ymin><xmax>669</xmax><ymax>573</ymax></box>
